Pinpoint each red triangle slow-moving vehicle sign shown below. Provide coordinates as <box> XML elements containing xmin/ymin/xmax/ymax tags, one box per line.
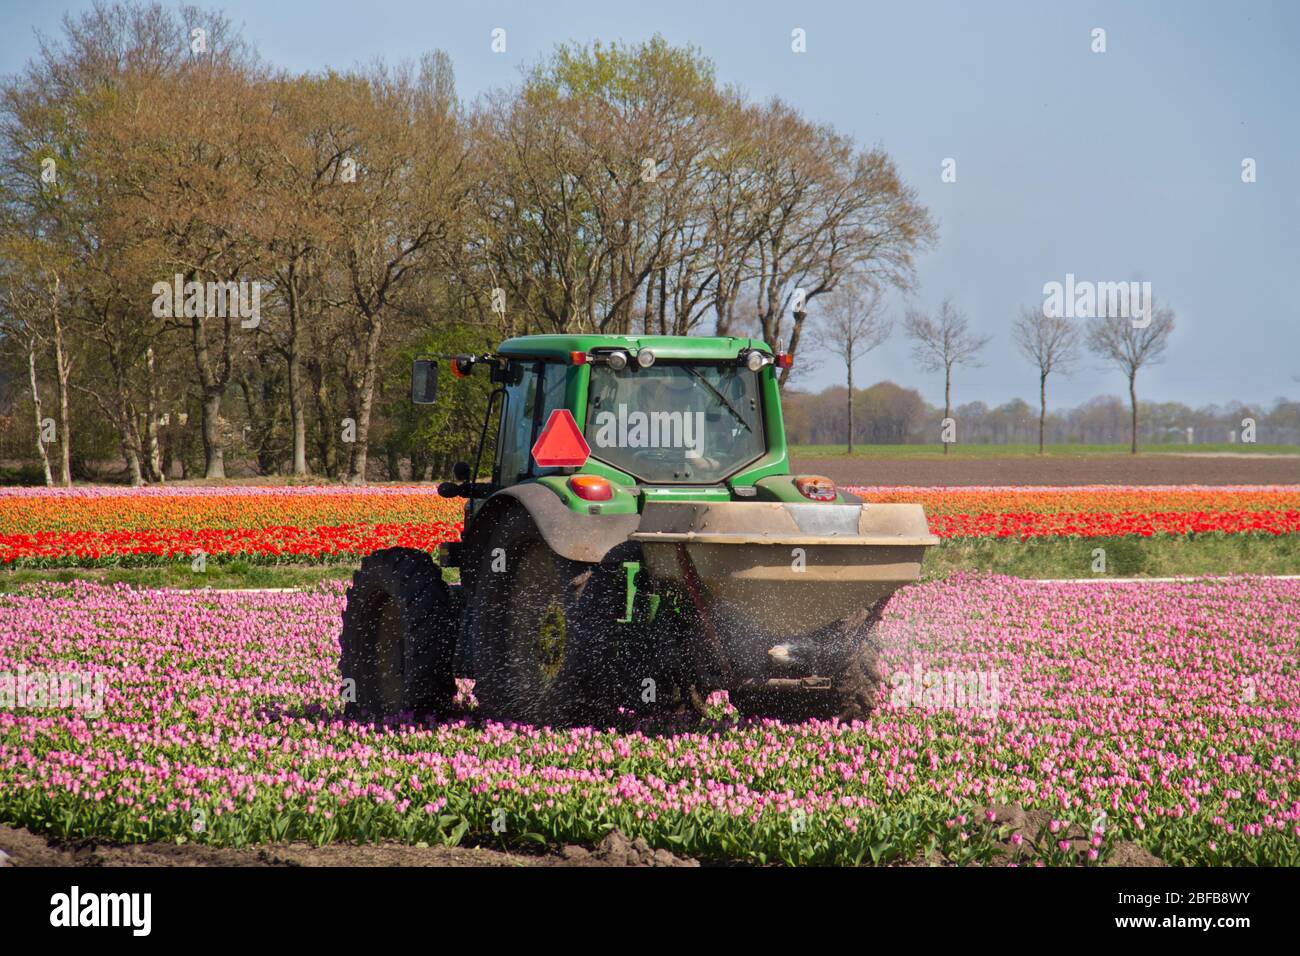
<box><xmin>531</xmin><ymin>409</ymin><xmax>590</xmax><ymax>468</ymax></box>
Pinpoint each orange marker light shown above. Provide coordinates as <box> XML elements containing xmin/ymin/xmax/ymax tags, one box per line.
<box><xmin>569</xmin><ymin>351</ymin><xmax>588</xmax><ymax>365</ymax></box>
<box><xmin>568</xmin><ymin>474</ymin><xmax>614</xmax><ymax>501</ymax></box>
<box><xmin>775</xmin><ymin>353</ymin><xmax>794</xmax><ymax>370</ymax></box>
<box><xmin>794</xmin><ymin>475</ymin><xmax>836</xmax><ymax>501</ymax></box>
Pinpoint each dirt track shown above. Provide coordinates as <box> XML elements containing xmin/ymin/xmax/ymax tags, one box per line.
<box><xmin>0</xmin><ymin>810</ymin><xmax>1162</xmax><ymax>868</ymax></box>
<box><xmin>794</xmin><ymin>454</ymin><xmax>1300</xmax><ymax>487</ymax></box>
<box><xmin>0</xmin><ymin>824</ymin><xmax>697</xmax><ymax>868</ymax></box>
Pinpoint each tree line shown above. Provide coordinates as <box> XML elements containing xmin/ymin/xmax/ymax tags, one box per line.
<box><xmin>0</xmin><ymin>2</ymin><xmax>934</xmax><ymax>485</ymax></box>
<box><xmin>813</xmin><ymin>281</ymin><xmax>1185</xmax><ymax>456</ymax></box>
<box><xmin>784</xmin><ymin>383</ymin><xmax>1300</xmax><ymax>449</ymax></box>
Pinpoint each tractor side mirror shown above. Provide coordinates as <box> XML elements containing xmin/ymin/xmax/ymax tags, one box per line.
<box><xmin>452</xmin><ymin>461</ymin><xmax>471</xmax><ymax>481</ymax></box>
<box><xmin>411</xmin><ymin>359</ymin><xmax>438</xmax><ymax>405</ymax></box>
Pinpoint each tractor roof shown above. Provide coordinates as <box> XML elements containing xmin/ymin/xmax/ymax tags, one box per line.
<box><xmin>496</xmin><ymin>334</ymin><xmax>770</xmax><ymax>361</ymax></box>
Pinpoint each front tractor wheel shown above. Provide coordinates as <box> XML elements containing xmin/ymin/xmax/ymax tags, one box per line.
<box><xmin>339</xmin><ymin>547</ymin><xmax>457</xmax><ymax>720</ymax></box>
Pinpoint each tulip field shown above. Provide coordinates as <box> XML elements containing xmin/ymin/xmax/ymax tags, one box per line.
<box><xmin>1</xmin><ymin>572</ymin><xmax>1298</xmax><ymax>865</ymax></box>
<box><xmin>0</xmin><ymin>484</ymin><xmax>1296</xmax><ymax>566</ymax></box>
<box><xmin>0</xmin><ymin>481</ymin><xmax>1297</xmax><ymax>866</ymax></box>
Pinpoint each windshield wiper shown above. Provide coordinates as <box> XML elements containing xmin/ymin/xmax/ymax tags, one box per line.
<box><xmin>684</xmin><ymin>366</ymin><xmax>752</xmax><ymax>433</ymax></box>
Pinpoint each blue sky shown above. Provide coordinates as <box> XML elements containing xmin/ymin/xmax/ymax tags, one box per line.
<box><xmin>3</xmin><ymin>0</ymin><xmax>1297</xmax><ymax>409</ymax></box>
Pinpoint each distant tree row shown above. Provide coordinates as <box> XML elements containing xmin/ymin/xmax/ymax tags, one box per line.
<box><xmin>811</xmin><ymin>281</ymin><xmax>1179</xmax><ymax>454</ymax></box>
<box><xmin>0</xmin><ymin>2</ymin><xmax>934</xmax><ymax>485</ymax></box>
<box><xmin>783</xmin><ymin>383</ymin><xmax>1300</xmax><ymax>449</ymax></box>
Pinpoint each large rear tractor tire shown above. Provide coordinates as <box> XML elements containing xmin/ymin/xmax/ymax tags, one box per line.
<box><xmin>339</xmin><ymin>547</ymin><xmax>457</xmax><ymax>720</ymax></box>
<box><xmin>465</xmin><ymin>510</ymin><xmax>631</xmax><ymax>727</ymax></box>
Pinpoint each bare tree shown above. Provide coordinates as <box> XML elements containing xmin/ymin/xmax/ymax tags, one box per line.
<box><xmin>0</xmin><ymin>279</ymin><xmax>52</xmax><ymax>484</ymax></box>
<box><xmin>258</xmin><ymin>73</ymin><xmax>357</xmax><ymax>476</ymax></box>
<box><xmin>732</xmin><ymin>101</ymin><xmax>935</xmax><ymax>387</ymax></box>
<box><xmin>0</xmin><ymin>240</ymin><xmax>74</xmax><ymax>485</ymax></box>
<box><xmin>812</xmin><ymin>277</ymin><xmax>891</xmax><ymax>453</ymax></box>
<box><xmin>903</xmin><ymin>299</ymin><xmax>990</xmax><ymax>454</ymax></box>
<box><xmin>331</xmin><ymin>57</ymin><xmax>466</xmax><ymax>485</ymax></box>
<box><xmin>1012</xmin><ymin>305</ymin><xmax>1079</xmax><ymax>453</ymax></box>
<box><xmin>1086</xmin><ymin>303</ymin><xmax>1176</xmax><ymax>454</ymax></box>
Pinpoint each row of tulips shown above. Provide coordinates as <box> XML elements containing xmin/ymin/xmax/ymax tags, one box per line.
<box><xmin>0</xmin><ymin>484</ymin><xmax>1295</xmax><ymax>565</ymax></box>
<box><xmin>845</xmin><ymin>485</ymin><xmax>1300</xmax><ymax>540</ymax></box>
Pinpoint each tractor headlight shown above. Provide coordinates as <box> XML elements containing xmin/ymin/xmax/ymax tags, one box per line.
<box><xmin>606</xmin><ymin>349</ymin><xmax>629</xmax><ymax>371</ymax></box>
<box><xmin>744</xmin><ymin>350</ymin><xmax>767</xmax><ymax>372</ymax></box>
<box><xmin>635</xmin><ymin>349</ymin><xmax>656</xmax><ymax>369</ymax></box>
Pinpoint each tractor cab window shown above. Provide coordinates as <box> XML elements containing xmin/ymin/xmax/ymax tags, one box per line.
<box><xmin>495</xmin><ymin>362</ymin><xmax>539</xmax><ymax>484</ymax></box>
<box><xmin>585</xmin><ymin>362</ymin><xmax>766</xmax><ymax>483</ymax></box>
<box><xmin>495</xmin><ymin>361</ymin><xmax>568</xmax><ymax>484</ymax></box>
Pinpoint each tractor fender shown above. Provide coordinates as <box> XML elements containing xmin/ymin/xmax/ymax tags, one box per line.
<box><xmin>465</xmin><ymin>482</ymin><xmax>641</xmax><ymax>566</ymax></box>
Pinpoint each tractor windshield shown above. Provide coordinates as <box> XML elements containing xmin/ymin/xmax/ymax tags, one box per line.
<box><xmin>584</xmin><ymin>362</ymin><xmax>766</xmax><ymax>483</ymax></box>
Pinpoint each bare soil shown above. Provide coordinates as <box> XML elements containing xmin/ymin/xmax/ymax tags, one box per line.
<box><xmin>1</xmin><ymin>807</ymin><xmax>1164</xmax><ymax>867</ymax></box>
<box><xmin>796</xmin><ymin>454</ymin><xmax>1300</xmax><ymax>487</ymax></box>
<box><xmin>0</xmin><ymin>824</ymin><xmax>698</xmax><ymax>868</ymax></box>
<box><xmin>977</xmin><ymin>804</ymin><xmax>1163</xmax><ymax>867</ymax></box>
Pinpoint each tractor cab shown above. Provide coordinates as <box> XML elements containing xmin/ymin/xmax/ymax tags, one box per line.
<box><xmin>411</xmin><ymin>334</ymin><xmax>827</xmax><ymax>516</ymax></box>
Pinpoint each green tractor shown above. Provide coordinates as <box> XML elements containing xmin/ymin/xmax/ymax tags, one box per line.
<box><xmin>339</xmin><ymin>334</ymin><xmax>936</xmax><ymax>725</ymax></box>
